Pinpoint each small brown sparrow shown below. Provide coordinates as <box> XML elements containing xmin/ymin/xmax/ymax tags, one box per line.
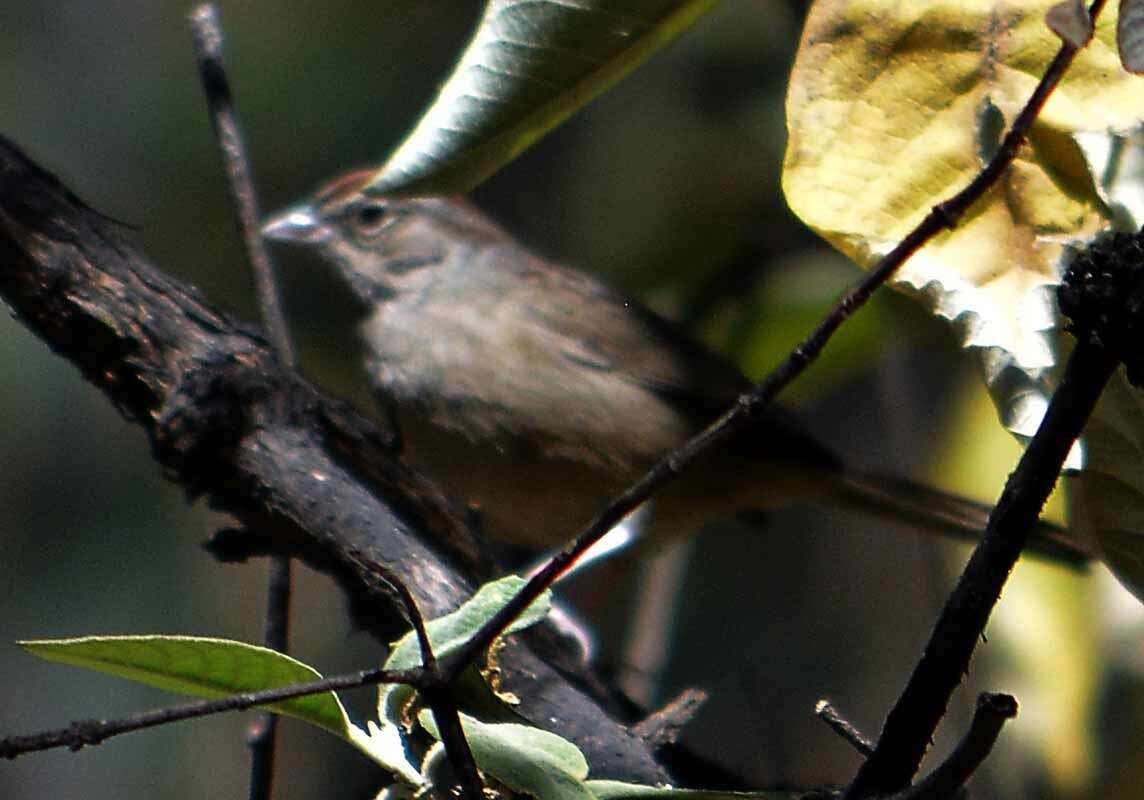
<box><xmin>262</xmin><ymin>170</ymin><xmax>1086</xmax><ymax>562</ymax></box>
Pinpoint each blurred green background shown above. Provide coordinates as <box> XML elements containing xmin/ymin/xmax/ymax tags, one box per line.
<box><xmin>2</xmin><ymin>1</ymin><xmax>1142</xmax><ymax>798</ymax></box>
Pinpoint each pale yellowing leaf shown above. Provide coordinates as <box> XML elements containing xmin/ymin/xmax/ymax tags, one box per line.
<box><xmin>783</xmin><ymin>1</ymin><xmax>1144</xmax><ymax>444</ymax></box>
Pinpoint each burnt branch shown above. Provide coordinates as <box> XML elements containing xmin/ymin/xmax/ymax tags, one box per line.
<box><xmin>0</xmin><ymin>135</ymin><xmax>668</xmax><ymax>786</ymax></box>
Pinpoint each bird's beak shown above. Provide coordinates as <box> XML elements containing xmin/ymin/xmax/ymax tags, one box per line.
<box><xmin>261</xmin><ymin>203</ymin><xmax>328</xmax><ymax>244</ymax></box>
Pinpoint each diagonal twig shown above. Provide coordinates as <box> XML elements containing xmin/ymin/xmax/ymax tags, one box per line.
<box><xmin>440</xmin><ymin>0</ymin><xmax>1109</xmax><ymax>687</ymax></box>
<box><xmin>843</xmin><ymin>4</ymin><xmax>1114</xmax><ymax>794</ymax></box>
<box><xmin>374</xmin><ymin>562</ymin><xmax>484</xmax><ymax>800</ymax></box>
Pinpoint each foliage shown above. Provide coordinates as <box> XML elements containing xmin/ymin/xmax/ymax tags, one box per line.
<box><xmin>22</xmin><ymin>577</ymin><xmax>551</xmax><ymax>790</ymax></box>
<box><xmin>10</xmin><ymin>0</ymin><xmax>1144</xmax><ymax>798</ymax></box>
<box><xmin>366</xmin><ymin>0</ymin><xmax>723</xmax><ymax>196</ymax></box>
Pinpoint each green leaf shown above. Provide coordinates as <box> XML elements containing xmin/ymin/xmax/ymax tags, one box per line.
<box><xmin>384</xmin><ymin>575</ymin><xmax>551</xmax><ymax>670</ymax></box>
<box><xmin>420</xmin><ymin>710</ymin><xmax>594</xmax><ymax>800</ymax></box>
<box><xmin>352</xmin><ymin>717</ymin><xmax>424</xmax><ymax>785</ymax></box>
<box><xmin>367</xmin><ymin>0</ymin><xmax>722</xmax><ymax>196</ymax></box>
<box><xmin>379</xmin><ymin>575</ymin><xmax>552</xmax><ymax>746</ymax></box>
<box><xmin>21</xmin><ymin>634</ymin><xmax>425</xmax><ymax>782</ymax></box>
<box><xmin>371</xmin><ymin>577</ymin><xmax>552</xmax><ymax>782</ymax></box>
<box><xmin>587</xmin><ymin>781</ymin><xmax>799</xmax><ymax>800</ymax></box>
<box><xmin>21</xmin><ymin>635</ymin><xmax>349</xmax><ymax>734</ymax></box>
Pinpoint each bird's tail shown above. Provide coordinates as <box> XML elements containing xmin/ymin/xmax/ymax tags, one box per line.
<box><xmin>832</xmin><ymin>471</ymin><xmax>1091</xmax><ymax>566</ymax></box>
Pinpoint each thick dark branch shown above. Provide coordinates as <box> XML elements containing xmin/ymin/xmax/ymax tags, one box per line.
<box><xmin>843</xmin><ymin>338</ymin><xmax>1116</xmax><ymax>799</ymax></box>
<box><xmin>0</xmin><ymin>136</ymin><xmax>668</xmax><ymax>786</ymax></box>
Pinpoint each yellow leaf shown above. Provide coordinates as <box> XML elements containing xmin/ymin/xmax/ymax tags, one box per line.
<box><xmin>783</xmin><ymin>1</ymin><xmax>1144</xmax><ymax>382</ymax></box>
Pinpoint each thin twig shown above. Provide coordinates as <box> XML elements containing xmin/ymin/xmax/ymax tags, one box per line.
<box><xmin>246</xmin><ymin>555</ymin><xmax>294</xmax><ymax>800</ymax></box>
<box><xmin>188</xmin><ymin>8</ymin><xmax>297</xmax><ymax>799</ymax></box>
<box><xmin>245</xmin><ymin>714</ymin><xmax>277</xmax><ymax>800</ymax></box>
<box><xmin>188</xmin><ymin>4</ymin><xmax>295</xmax><ymax>367</ymax></box>
<box><xmin>897</xmin><ymin>693</ymin><xmax>1017</xmax><ymax>800</ymax></box>
<box><xmin>0</xmin><ymin>666</ymin><xmax>425</xmax><ymax>760</ymax></box>
<box><xmin>844</xmin><ymin>338</ymin><xmax>1118</xmax><ymax>798</ymax></box>
<box><xmin>841</xmin><ymin>5</ymin><xmax>1112</xmax><ymax>794</ymax></box>
<box><xmin>381</xmin><ymin>565</ymin><xmax>437</xmax><ymax>673</ymax></box>
<box><xmin>422</xmin><ymin>692</ymin><xmax>486</xmax><ymax>800</ymax></box>
<box><xmin>633</xmin><ymin>688</ymin><xmax>709</xmax><ymax>747</ymax></box>
<box><xmin>369</xmin><ymin>562</ymin><xmax>485</xmax><ymax>800</ymax></box>
<box><xmin>816</xmin><ymin>700</ymin><xmax>874</xmax><ymax>757</ymax></box>
<box><xmin>441</xmin><ymin>0</ymin><xmax>1106</xmax><ymax>685</ymax></box>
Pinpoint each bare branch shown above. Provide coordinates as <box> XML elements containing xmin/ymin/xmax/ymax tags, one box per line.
<box><xmin>0</xmin><ymin>136</ymin><xmax>669</xmax><ymax>786</ymax></box>
<box><xmin>189</xmin><ymin>3</ymin><xmax>294</xmax><ymax>367</ymax></box>
<box><xmin>898</xmin><ymin>693</ymin><xmax>1018</xmax><ymax>800</ymax></box>
<box><xmin>815</xmin><ymin>701</ymin><xmax>873</xmax><ymax>758</ymax></box>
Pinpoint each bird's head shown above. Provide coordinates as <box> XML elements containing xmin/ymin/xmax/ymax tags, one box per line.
<box><xmin>262</xmin><ymin>170</ymin><xmax>506</xmax><ymax>301</ymax></box>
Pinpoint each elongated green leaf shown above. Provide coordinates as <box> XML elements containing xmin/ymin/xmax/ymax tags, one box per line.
<box><xmin>21</xmin><ymin>635</ymin><xmax>349</xmax><ymax>734</ymax></box>
<box><xmin>420</xmin><ymin>710</ymin><xmax>594</xmax><ymax>800</ymax></box>
<box><xmin>385</xmin><ymin>575</ymin><xmax>551</xmax><ymax>670</ymax></box>
<box><xmin>21</xmin><ymin>634</ymin><xmax>425</xmax><ymax>781</ymax></box>
<box><xmin>367</xmin><ymin>0</ymin><xmax>722</xmax><ymax>195</ymax></box>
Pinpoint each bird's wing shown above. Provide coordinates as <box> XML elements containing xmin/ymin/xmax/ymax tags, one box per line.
<box><xmin>519</xmin><ymin>257</ymin><xmax>840</xmax><ymax>468</ymax></box>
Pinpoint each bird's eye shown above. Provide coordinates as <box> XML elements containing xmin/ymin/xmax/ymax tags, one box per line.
<box><xmin>354</xmin><ymin>202</ymin><xmax>389</xmax><ymax>232</ymax></box>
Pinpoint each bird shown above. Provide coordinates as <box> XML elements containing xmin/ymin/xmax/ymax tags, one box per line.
<box><xmin>261</xmin><ymin>169</ymin><xmax>1088</xmax><ymax>565</ymax></box>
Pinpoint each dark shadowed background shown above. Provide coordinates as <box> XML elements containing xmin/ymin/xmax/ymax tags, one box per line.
<box><xmin>2</xmin><ymin>2</ymin><xmax>1139</xmax><ymax>799</ymax></box>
